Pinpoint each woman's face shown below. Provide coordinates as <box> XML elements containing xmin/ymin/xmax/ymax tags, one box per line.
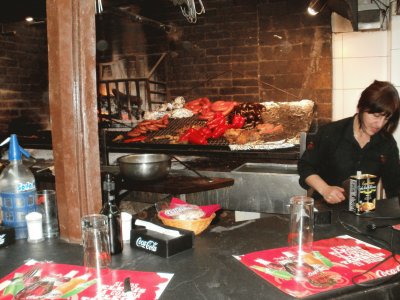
<box><xmin>361</xmin><ymin>112</ymin><xmax>389</xmax><ymax>136</ymax></box>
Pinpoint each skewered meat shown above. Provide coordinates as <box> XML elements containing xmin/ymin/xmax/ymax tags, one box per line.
<box><xmin>125</xmin><ymin>115</ymin><xmax>169</xmax><ymax>141</ymax></box>
<box><xmin>224</xmin><ymin>123</ymin><xmax>285</xmax><ymax>145</ymax></box>
<box><xmin>229</xmin><ymin>102</ymin><xmax>266</xmax><ymax>128</ymax></box>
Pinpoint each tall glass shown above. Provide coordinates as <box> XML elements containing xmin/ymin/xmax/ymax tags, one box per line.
<box><xmin>287</xmin><ymin>196</ymin><xmax>314</xmax><ymax>280</ymax></box>
<box><xmin>288</xmin><ymin>196</ymin><xmax>314</xmax><ymax>254</ymax></box>
<box><xmin>37</xmin><ymin>190</ymin><xmax>59</xmax><ymax>238</ymax></box>
<box><xmin>81</xmin><ymin>214</ymin><xmax>111</xmax><ymax>270</ymax></box>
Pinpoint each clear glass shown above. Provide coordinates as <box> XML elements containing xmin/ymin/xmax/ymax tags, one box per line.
<box><xmin>37</xmin><ymin>190</ymin><xmax>59</xmax><ymax>238</ymax></box>
<box><xmin>288</xmin><ymin>196</ymin><xmax>314</xmax><ymax>254</ymax></box>
<box><xmin>81</xmin><ymin>214</ymin><xmax>111</xmax><ymax>270</ymax></box>
<box><xmin>287</xmin><ymin>196</ymin><xmax>314</xmax><ymax>280</ymax></box>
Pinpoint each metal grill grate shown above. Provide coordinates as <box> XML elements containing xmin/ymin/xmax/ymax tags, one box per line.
<box><xmin>103</xmin><ymin>116</ymin><xmax>302</xmax><ymax>163</ymax></box>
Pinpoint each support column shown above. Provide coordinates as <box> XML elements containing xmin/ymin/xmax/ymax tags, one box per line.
<box><xmin>46</xmin><ymin>0</ymin><xmax>101</xmax><ymax>242</ymax></box>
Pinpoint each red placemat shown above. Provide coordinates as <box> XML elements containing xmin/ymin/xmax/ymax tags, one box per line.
<box><xmin>0</xmin><ymin>260</ymin><xmax>173</xmax><ymax>299</ymax></box>
<box><xmin>234</xmin><ymin>235</ymin><xmax>400</xmax><ymax>298</ymax></box>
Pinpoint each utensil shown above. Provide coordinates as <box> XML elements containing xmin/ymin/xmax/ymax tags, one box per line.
<box><xmin>0</xmin><ymin>266</ymin><xmax>40</xmax><ymax>297</ymax></box>
<box><xmin>118</xmin><ymin>153</ymin><xmax>171</xmax><ymax>181</ymax></box>
<box><xmin>172</xmin><ymin>155</ymin><xmax>213</xmax><ymax>182</ymax></box>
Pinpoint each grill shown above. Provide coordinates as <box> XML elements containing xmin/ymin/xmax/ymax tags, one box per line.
<box><xmin>101</xmin><ymin>116</ymin><xmax>302</xmax><ymax>165</ymax></box>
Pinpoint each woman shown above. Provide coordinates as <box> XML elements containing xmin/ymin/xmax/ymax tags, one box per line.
<box><xmin>298</xmin><ymin>80</ymin><xmax>400</xmax><ymax>204</ymax></box>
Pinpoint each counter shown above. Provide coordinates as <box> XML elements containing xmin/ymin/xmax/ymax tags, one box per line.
<box><xmin>1</xmin><ymin>197</ymin><xmax>400</xmax><ymax>299</ymax></box>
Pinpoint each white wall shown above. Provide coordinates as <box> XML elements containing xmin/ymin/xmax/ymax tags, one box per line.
<box><xmin>332</xmin><ymin>15</ymin><xmax>400</xmax><ymax>146</ymax></box>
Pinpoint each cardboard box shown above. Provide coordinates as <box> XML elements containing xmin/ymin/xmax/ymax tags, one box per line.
<box><xmin>130</xmin><ymin>224</ymin><xmax>194</xmax><ymax>258</ymax></box>
<box><xmin>0</xmin><ymin>225</ymin><xmax>16</xmax><ymax>248</ymax></box>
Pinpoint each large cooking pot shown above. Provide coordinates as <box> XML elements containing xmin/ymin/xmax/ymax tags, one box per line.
<box><xmin>117</xmin><ymin>154</ymin><xmax>171</xmax><ymax>181</ymax></box>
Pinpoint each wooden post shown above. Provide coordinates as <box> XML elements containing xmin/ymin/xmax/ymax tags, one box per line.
<box><xmin>46</xmin><ymin>0</ymin><xmax>102</xmax><ymax>242</ymax></box>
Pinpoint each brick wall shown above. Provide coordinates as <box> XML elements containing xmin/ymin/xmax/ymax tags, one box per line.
<box><xmin>104</xmin><ymin>0</ymin><xmax>332</xmax><ymax>123</ymax></box>
<box><xmin>0</xmin><ymin>0</ymin><xmax>333</xmax><ymax>134</ymax></box>
<box><xmin>0</xmin><ymin>22</ymin><xmax>48</xmax><ymax>135</ymax></box>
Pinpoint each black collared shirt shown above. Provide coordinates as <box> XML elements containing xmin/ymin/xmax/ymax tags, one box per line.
<box><xmin>298</xmin><ymin>116</ymin><xmax>400</xmax><ymax>198</ymax></box>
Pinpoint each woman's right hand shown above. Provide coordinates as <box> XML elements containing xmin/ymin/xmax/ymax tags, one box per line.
<box><xmin>321</xmin><ymin>186</ymin><xmax>346</xmax><ymax>204</ymax></box>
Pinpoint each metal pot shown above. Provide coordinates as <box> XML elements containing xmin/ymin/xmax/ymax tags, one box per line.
<box><xmin>117</xmin><ymin>154</ymin><xmax>171</xmax><ymax>181</ymax></box>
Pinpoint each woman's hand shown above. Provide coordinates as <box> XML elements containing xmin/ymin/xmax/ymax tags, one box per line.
<box><xmin>321</xmin><ymin>186</ymin><xmax>346</xmax><ymax>204</ymax></box>
<box><xmin>305</xmin><ymin>174</ymin><xmax>346</xmax><ymax>204</ymax></box>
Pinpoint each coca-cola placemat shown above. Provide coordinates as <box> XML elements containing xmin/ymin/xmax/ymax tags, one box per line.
<box><xmin>234</xmin><ymin>235</ymin><xmax>400</xmax><ymax>298</ymax></box>
<box><xmin>0</xmin><ymin>260</ymin><xmax>173</xmax><ymax>300</ymax></box>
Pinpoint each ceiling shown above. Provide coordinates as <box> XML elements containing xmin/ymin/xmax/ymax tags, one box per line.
<box><xmin>0</xmin><ymin>0</ymin><xmax>145</xmax><ymax>23</ymax></box>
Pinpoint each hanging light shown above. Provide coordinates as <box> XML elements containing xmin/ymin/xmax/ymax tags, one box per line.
<box><xmin>96</xmin><ymin>0</ymin><xmax>104</xmax><ymax>14</ymax></box>
<box><xmin>307</xmin><ymin>0</ymin><xmax>328</xmax><ymax>15</ymax></box>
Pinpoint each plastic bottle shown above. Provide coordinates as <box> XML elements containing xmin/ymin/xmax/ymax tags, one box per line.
<box><xmin>100</xmin><ymin>172</ymin><xmax>123</xmax><ymax>254</ymax></box>
<box><xmin>0</xmin><ymin>134</ymin><xmax>37</xmax><ymax>239</ymax></box>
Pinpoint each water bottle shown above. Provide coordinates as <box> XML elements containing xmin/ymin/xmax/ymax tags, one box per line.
<box><xmin>0</xmin><ymin>134</ymin><xmax>37</xmax><ymax>239</ymax></box>
<box><xmin>100</xmin><ymin>172</ymin><xmax>123</xmax><ymax>254</ymax></box>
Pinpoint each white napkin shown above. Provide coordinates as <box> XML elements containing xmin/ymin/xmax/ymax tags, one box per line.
<box><xmin>135</xmin><ymin>219</ymin><xmax>182</xmax><ymax>237</ymax></box>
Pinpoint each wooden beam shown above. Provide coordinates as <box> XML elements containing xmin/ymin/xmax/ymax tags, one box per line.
<box><xmin>46</xmin><ymin>0</ymin><xmax>102</xmax><ymax>242</ymax></box>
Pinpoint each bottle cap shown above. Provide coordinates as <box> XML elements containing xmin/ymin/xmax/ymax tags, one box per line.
<box><xmin>6</xmin><ymin>134</ymin><xmax>31</xmax><ymax>161</ymax></box>
<box><xmin>102</xmin><ymin>172</ymin><xmax>115</xmax><ymax>191</ymax></box>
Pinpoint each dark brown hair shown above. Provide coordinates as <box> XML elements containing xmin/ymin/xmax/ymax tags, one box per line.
<box><xmin>357</xmin><ymin>80</ymin><xmax>400</xmax><ymax>135</ymax></box>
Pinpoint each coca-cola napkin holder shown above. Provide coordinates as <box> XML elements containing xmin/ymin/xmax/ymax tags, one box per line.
<box><xmin>0</xmin><ymin>225</ymin><xmax>15</xmax><ymax>248</ymax></box>
<box><xmin>130</xmin><ymin>224</ymin><xmax>194</xmax><ymax>258</ymax></box>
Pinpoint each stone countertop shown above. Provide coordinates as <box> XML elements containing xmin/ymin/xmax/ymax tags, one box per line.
<box><xmin>1</xmin><ymin>198</ymin><xmax>400</xmax><ymax>299</ymax></box>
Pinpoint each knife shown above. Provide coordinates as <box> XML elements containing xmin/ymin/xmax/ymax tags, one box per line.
<box><xmin>123</xmin><ymin>277</ymin><xmax>133</xmax><ymax>300</ymax></box>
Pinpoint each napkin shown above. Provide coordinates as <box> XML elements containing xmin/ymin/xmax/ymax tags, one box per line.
<box><xmin>159</xmin><ymin>197</ymin><xmax>221</xmax><ymax>219</ymax></box>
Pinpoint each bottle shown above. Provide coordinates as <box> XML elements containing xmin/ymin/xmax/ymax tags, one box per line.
<box><xmin>100</xmin><ymin>172</ymin><xmax>123</xmax><ymax>254</ymax></box>
<box><xmin>0</xmin><ymin>134</ymin><xmax>37</xmax><ymax>239</ymax></box>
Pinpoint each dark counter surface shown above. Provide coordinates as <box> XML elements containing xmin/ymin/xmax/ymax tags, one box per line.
<box><xmin>1</xmin><ymin>198</ymin><xmax>400</xmax><ymax>299</ymax></box>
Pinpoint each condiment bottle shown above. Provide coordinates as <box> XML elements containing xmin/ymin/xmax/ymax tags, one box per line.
<box><xmin>0</xmin><ymin>134</ymin><xmax>37</xmax><ymax>239</ymax></box>
<box><xmin>100</xmin><ymin>172</ymin><xmax>123</xmax><ymax>254</ymax></box>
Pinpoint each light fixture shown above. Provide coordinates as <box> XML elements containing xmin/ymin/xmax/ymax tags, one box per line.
<box><xmin>25</xmin><ymin>16</ymin><xmax>46</xmax><ymax>25</ymax></box>
<box><xmin>307</xmin><ymin>0</ymin><xmax>328</xmax><ymax>15</ymax></box>
<box><xmin>96</xmin><ymin>0</ymin><xmax>104</xmax><ymax>14</ymax></box>
<box><xmin>307</xmin><ymin>0</ymin><xmax>356</xmax><ymax>30</ymax></box>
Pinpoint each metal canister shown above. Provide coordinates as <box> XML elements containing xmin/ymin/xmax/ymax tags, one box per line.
<box><xmin>348</xmin><ymin>173</ymin><xmax>377</xmax><ymax>215</ymax></box>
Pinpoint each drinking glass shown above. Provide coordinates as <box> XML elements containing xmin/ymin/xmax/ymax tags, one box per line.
<box><xmin>288</xmin><ymin>196</ymin><xmax>314</xmax><ymax>254</ymax></box>
<box><xmin>37</xmin><ymin>190</ymin><xmax>59</xmax><ymax>238</ymax></box>
<box><xmin>81</xmin><ymin>214</ymin><xmax>111</xmax><ymax>270</ymax></box>
<box><xmin>287</xmin><ymin>196</ymin><xmax>314</xmax><ymax>280</ymax></box>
